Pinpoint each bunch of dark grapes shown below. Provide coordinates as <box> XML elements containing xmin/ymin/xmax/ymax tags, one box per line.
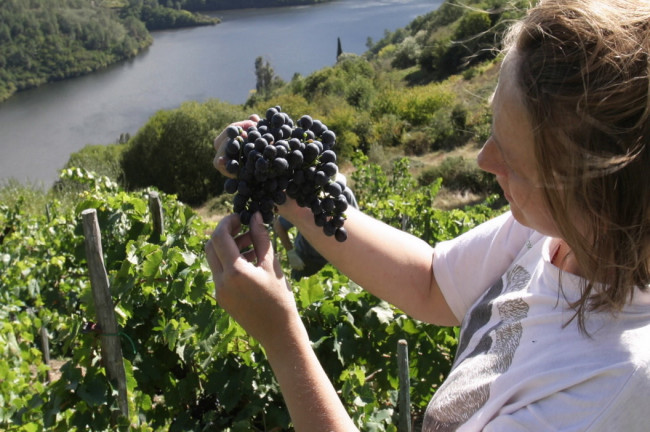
<box><xmin>222</xmin><ymin>106</ymin><xmax>352</xmax><ymax>242</ymax></box>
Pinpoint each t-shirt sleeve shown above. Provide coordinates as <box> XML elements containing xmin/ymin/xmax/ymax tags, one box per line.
<box><xmin>433</xmin><ymin>211</ymin><xmax>536</xmax><ymax>322</ymax></box>
<box><xmin>278</xmin><ymin>216</ymin><xmax>294</xmax><ymax>230</ymax></box>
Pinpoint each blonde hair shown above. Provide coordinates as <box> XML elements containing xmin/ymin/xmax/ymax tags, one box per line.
<box><xmin>504</xmin><ymin>0</ymin><xmax>650</xmax><ymax>330</ymax></box>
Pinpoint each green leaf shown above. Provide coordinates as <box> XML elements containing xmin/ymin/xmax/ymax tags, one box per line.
<box><xmin>369</xmin><ymin>303</ymin><xmax>394</xmax><ymax>325</ymax></box>
<box><xmin>297</xmin><ymin>276</ymin><xmax>325</xmax><ymax>308</ymax></box>
<box><xmin>142</xmin><ymin>249</ymin><xmax>163</xmax><ymax>278</ymax></box>
<box><xmin>76</xmin><ymin>374</ymin><xmax>108</xmax><ymax>407</ymax></box>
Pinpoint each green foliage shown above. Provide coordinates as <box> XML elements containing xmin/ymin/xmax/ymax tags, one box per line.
<box><xmin>120</xmin><ymin>99</ymin><xmax>248</xmax><ymax>205</ymax></box>
<box><xmin>418</xmin><ymin>155</ymin><xmax>502</xmax><ymax>196</ymax></box>
<box><xmin>372</xmin><ymin>84</ymin><xmax>455</xmax><ymax>128</ymax></box>
<box><xmin>250</xmin><ymin>56</ymin><xmax>285</xmax><ymax>101</ymax></box>
<box><xmin>63</xmin><ymin>142</ymin><xmax>127</xmax><ymax>184</ymax></box>
<box><xmin>368</xmin><ymin>0</ymin><xmax>526</xmax><ymax>81</ymax></box>
<box><xmin>178</xmin><ymin>0</ymin><xmax>335</xmax><ymax>12</ymax></box>
<box><xmin>297</xmin><ymin>55</ymin><xmax>375</xmax><ymax>102</ymax></box>
<box><xmin>351</xmin><ymin>153</ymin><xmax>505</xmax><ymax>245</ymax></box>
<box><xmin>1</xmin><ymin>162</ymin><xmax>508</xmax><ymax>430</ymax></box>
<box><xmin>136</xmin><ymin>3</ymin><xmax>218</xmax><ymax>30</ymax></box>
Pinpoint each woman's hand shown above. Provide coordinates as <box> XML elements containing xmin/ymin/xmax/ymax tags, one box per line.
<box><xmin>212</xmin><ymin>114</ymin><xmax>260</xmax><ymax>177</ymax></box>
<box><xmin>206</xmin><ymin>212</ymin><xmax>359</xmax><ymax>431</ymax></box>
<box><xmin>205</xmin><ymin>211</ymin><xmax>300</xmax><ymax>347</ymax></box>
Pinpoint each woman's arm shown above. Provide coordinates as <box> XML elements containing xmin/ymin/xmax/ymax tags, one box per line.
<box><xmin>213</xmin><ymin>117</ymin><xmax>458</xmax><ymax>326</ymax></box>
<box><xmin>279</xmin><ymin>201</ymin><xmax>459</xmax><ymax>326</ymax></box>
<box><xmin>205</xmin><ymin>212</ymin><xmax>358</xmax><ymax>431</ymax></box>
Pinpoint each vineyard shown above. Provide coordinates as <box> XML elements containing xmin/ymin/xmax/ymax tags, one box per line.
<box><xmin>1</xmin><ymin>156</ymin><xmax>506</xmax><ymax>431</ymax></box>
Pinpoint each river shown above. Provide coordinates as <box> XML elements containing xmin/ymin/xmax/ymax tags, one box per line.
<box><xmin>0</xmin><ymin>0</ymin><xmax>441</xmax><ymax>186</ymax></box>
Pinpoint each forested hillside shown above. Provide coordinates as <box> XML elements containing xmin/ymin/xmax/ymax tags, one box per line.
<box><xmin>0</xmin><ymin>0</ymin><xmax>150</xmax><ymax>102</ymax></box>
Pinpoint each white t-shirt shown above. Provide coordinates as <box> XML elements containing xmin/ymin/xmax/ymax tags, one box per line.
<box><xmin>423</xmin><ymin>211</ymin><xmax>650</xmax><ymax>432</ymax></box>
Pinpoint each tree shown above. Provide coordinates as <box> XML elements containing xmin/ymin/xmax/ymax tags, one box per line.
<box><xmin>254</xmin><ymin>56</ymin><xmax>283</xmax><ymax>97</ymax></box>
<box><xmin>337</xmin><ymin>36</ymin><xmax>342</xmax><ymax>59</ymax></box>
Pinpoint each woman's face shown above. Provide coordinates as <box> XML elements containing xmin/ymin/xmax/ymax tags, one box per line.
<box><xmin>477</xmin><ymin>52</ymin><xmax>560</xmax><ymax>238</ymax></box>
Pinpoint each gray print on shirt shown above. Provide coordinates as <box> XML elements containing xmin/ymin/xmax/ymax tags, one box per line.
<box><xmin>422</xmin><ymin>265</ymin><xmax>531</xmax><ymax>432</ymax></box>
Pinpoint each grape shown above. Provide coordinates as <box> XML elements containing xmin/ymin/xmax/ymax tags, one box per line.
<box><xmin>219</xmin><ymin>106</ymin><xmax>350</xmax><ymax>242</ymax></box>
<box><xmin>334</xmin><ymin>227</ymin><xmax>348</xmax><ymax>242</ymax></box>
<box><xmin>314</xmin><ymin>170</ymin><xmax>329</xmax><ymax>186</ymax></box>
<box><xmin>322</xmin><ymin>197</ymin><xmax>335</xmax><ymax>213</ymax></box>
<box><xmin>226</xmin><ymin>125</ymin><xmax>241</xmax><ymax>139</ymax></box>
<box><xmin>225</xmin><ymin>139</ymin><xmax>240</xmax><ymax>159</ymax></box>
<box><xmin>320</xmin><ymin>150</ymin><xmax>336</xmax><ymax>164</ymax></box>
<box><xmin>322</xmin><ymin>162</ymin><xmax>338</xmax><ymax>177</ymax></box>
<box><xmin>314</xmin><ymin>212</ymin><xmax>327</xmax><ymax>227</ymax></box>
<box><xmin>311</xmin><ymin>120</ymin><xmax>326</xmax><ymax>136</ymax></box>
<box><xmin>247</xmin><ymin>129</ymin><xmax>262</xmax><ymax>143</ymax></box>
<box><xmin>298</xmin><ymin>115</ymin><xmax>313</xmax><ymax>130</ymax></box>
<box><xmin>272</xmin><ymin>190</ymin><xmax>287</xmax><ymax>205</ymax></box>
<box><xmin>224</xmin><ymin>178</ymin><xmax>238</xmax><ymax>194</ymax></box>
<box><xmin>226</xmin><ymin>159</ymin><xmax>240</xmax><ymax>175</ymax></box>
<box><xmin>237</xmin><ymin>180</ymin><xmax>251</xmax><ymax>197</ymax></box>
<box><xmin>323</xmin><ymin>220</ymin><xmax>337</xmax><ymax>236</ymax></box>
<box><xmin>240</xmin><ymin>209</ymin><xmax>252</xmax><ymax>225</ymax></box>
<box><xmin>303</xmin><ymin>143</ymin><xmax>320</xmax><ymax>164</ymax></box>
<box><xmin>321</xmin><ymin>130</ymin><xmax>336</xmax><ymax>147</ymax></box>
<box><xmin>275</xmin><ymin>145</ymin><xmax>288</xmax><ymax>159</ymax></box>
<box><xmin>272</xmin><ymin>157</ymin><xmax>289</xmax><ymax>173</ymax></box>
<box><xmin>335</xmin><ymin>196</ymin><xmax>349</xmax><ymax>213</ymax></box>
<box><xmin>271</xmin><ymin>112</ymin><xmax>285</xmax><ymax>128</ymax></box>
<box><xmin>326</xmin><ymin>182</ymin><xmax>342</xmax><ymax>197</ymax></box>
<box><xmin>266</xmin><ymin>107</ymin><xmax>279</xmax><ymax>122</ymax></box>
<box><xmin>263</xmin><ymin>145</ymin><xmax>277</xmax><ymax>160</ymax></box>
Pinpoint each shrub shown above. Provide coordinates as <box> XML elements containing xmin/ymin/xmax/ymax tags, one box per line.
<box><xmin>120</xmin><ymin>100</ymin><xmax>247</xmax><ymax>205</ymax></box>
<box><xmin>371</xmin><ymin>84</ymin><xmax>454</xmax><ymax>127</ymax></box>
<box><xmin>418</xmin><ymin>155</ymin><xmax>501</xmax><ymax>195</ymax></box>
<box><xmin>344</xmin><ymin>75</ymin><xmax>376</xmax><ymax>109</ymax></box>
<box><xmin>63</xmin><ymin>142</ymin><xmax>126</xmax><ymax>184</ymax></box>
<box><xmin>390</xmin><ymin>36</ymin><xmax>420</xmax><ymax>69</ymax></box>
<box><xmin>403</xmin><ymin>130</ymin><xmax>432</xmax><ymax>155</ymax></box>
<box><xmin>375</xmin><ymin>114</ymin><xmax>407</xmax><ymax>148</ymax></box>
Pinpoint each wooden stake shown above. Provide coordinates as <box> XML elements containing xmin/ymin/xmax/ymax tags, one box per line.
<box><xmin>148</xmin><ymin>191</ymin><xmax>164</xmax><ymax>242</ymax></box>
<box><xmin>81</xmin><ymin>209</ymin><xmax>129</xmax><ymax>418</ymax></box>
<box><xmin>40</xmin><ymin>325</ymin><xmax>51</xmax><ymax>383</ymax></box>
<box><xmin>398</xmin><ymin>339</ymin><xmax>412</xmax><ymax>432</ymax></box>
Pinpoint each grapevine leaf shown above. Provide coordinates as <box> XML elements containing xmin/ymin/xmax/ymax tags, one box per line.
<box><xmin>369</xmin><ymin>303</ymin><xmax>393</xmax><ymax>325</ymax></box>
<box><xmin>76</xmin><ymin>374</ymin><xmax>107</xmax><ymax>407</ymax></box>
<box><xmin>142</xmin><ymin>249</ymin><xmax>163</xmax><ymax>278</ymax></box>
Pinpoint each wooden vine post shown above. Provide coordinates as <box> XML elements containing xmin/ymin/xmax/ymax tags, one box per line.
<box><xmin>397</xmin><ymin>339</ymin><xmax>412</xmax><ymax>432</ymax></box>
<box><xmin>148</xmin><ymin>191</ymin><xmax>164</xmax><ymax>242</ymax></box>
<box><xmin>81</xmin><ymin>209</ymin><xmax>129</xmax><ymax>418</ymax></box>
<box><xmin>42</xmin><ymin>203</ymin><xmax>52</xmax><ymax>382</ymax></box>
<box><xmin>40</xmin><ymin>326</ymin><xmax>51</xmax><ymax>383</ymax></box>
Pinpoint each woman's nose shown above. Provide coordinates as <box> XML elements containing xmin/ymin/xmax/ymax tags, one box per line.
<box><xmin>477</xmin><ymin>137</ymin><xmax>505</xmax><ymax>176</ymax></box>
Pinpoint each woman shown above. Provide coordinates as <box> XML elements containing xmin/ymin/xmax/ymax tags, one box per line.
<box><xmin>206</xmin><ymin>0</ymin><xmax>650</xmax><ymax>430</ymax></box>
